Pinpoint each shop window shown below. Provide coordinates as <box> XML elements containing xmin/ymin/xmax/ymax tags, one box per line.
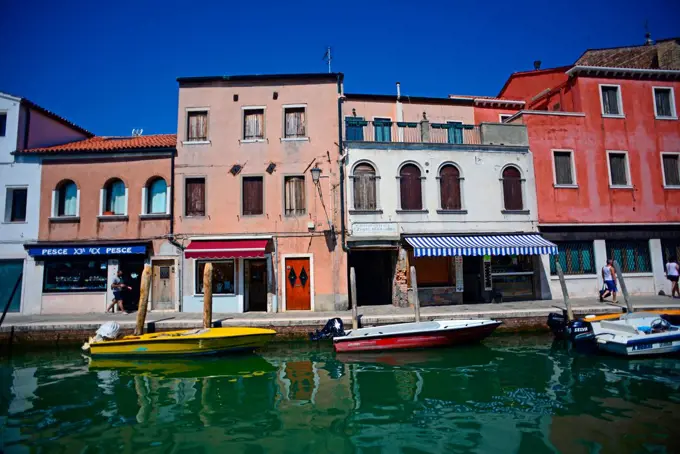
<box><xmin>185</xmin><ymin>177</ymin><xmax>205</xmax><ymax>217</ymax></box>
<box><xmin>408</xmin><ymin>251</ymin><xmax>453</xmax><ymax>287</ymax></box>
<box><xmin>54</xmin><ymin>180</ymin><xmax>78</xmax><ymax>217</ymax></box>
<box><xmin>102</xmin><ymin>178</ymin><xmax>127</xmax><ymax>215</ymax></box>
<box><xmin>439</xmin><ymin>164</ymin><xmax>461</xmax><ymax>210</ymax></box>
<box><xmin>606</xmin><ymin>240</ymin><xmax>652</xmax><ymax>273</ymax></box>
<box><xmin>502</xmin><ymin>166</ymin><xmax>523</xmax><ymax>211</ymax></box>
<box><xmin>353</xmin><ymin>163</ymin><xmax>377</xmax><ymax>210</ymax></box>
<box><xmin>242</xmin><ymin>176</ymin><xmax>263</xmax><ymax>215</ymax></box>
<box><xmin>399</xmin><ymin>164</ymin><xmax>422</xmax><ymax>210</ymax></box>
<box><xmin>284</xmin><ymin>176</ymin><xmax>305</xmax><ymax>216</ymax></box>
<box><xmin>145</xmin><ymin>177</ymin><xmax>168</xmax><ymax>214</ymax></box>
<box><xmin>549</xmin><ymin>241</ymin><xmax>595</xmax><ymax>275</ymax></box>
<box><xmin>195</xmin><ymin>260</ymin><xmax>235</xmax><ymax>295</ymax></box>
<box><xmin>5</xmin><ymin>187</ymin><xmax>27</xmax><ymax>222</ymax></box>
<box><xmin>43</xmin><ymin>259</ymin><xmax>108</xmax><ymax>293</ymax></box>
<box><xmin>283</xmin><ymin>106</ymin><xmax>306</xmax><ymax>139</ymax></box>
<box><xmin>187</xmin><ymin>110</ymin><xmax>208</xmax><ymax>142</ymax></box>
<box><xmin>661</xmin><ymin>240</ymin><xmax>680</xmax><ymax>266</ymax></box>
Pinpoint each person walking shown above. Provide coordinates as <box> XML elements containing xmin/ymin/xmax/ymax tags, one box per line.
<box><xmin>600</xmin><ymin>258</ymin><xmax>618</xmax><ymax>303</ymax></box>
<box><xmin>666</xmin><ymin>256</ymin><xmax>680</xmax><ymax>298</ymax></box>
<box><xmin>106</xmin><ymin>269</ymin><xmax>132</xmax><ymax>314</ymax></box>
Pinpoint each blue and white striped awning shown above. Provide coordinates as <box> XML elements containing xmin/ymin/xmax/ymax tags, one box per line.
<box><xmin>405</xmin><ymin>234</ymin><xmax>558</xmax><ymax>257</ymax></box>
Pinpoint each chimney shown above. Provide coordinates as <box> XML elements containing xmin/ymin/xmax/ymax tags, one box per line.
<box><xmin>533</xmin><ymin>60</ymin><xmax>542</xmax><ymax>70</ymax></box>
<box><xmin>645</xmin><ymin>32</ymin><xmax>654</xmax><ymax>45</ymax></box>
<box><xmin>396</xmin><ymin>82</ymin><xmax>401</xmax><ymax>100</ymax></box>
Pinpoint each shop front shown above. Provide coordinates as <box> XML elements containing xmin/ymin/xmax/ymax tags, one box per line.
<box><xmin>25</xmin><ymin>242</ymin><xmax>150</xmax><ymax>314</ymax></box>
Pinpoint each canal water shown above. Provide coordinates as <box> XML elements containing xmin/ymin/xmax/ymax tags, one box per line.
<box><xmin>1</xmin><ymin>337</ymin><xmax>679</xmax><ymax>453</ymax></box>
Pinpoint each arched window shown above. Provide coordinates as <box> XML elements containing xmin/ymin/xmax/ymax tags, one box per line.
<box><xmin>102</xmin><ymin>178</ymin><xmax>127</xmax><ymax>215</ymax></box>
<box><xmin>55</xmin><ymin>180</ymin><xmax>78</xmax><ymax>217</ymax></box>
<box><xmin>439</xmin><ymin>165</ymin><xmax>461</xmax><ymax>210</ymax></box>
<box><xmin>399</xmin><ymin>164</ymin><xmax>422</xmax><ymax>210</ymax></box>
<box><xmin>502</xmin><ymin>166</ymin><xmax>523</xmax><ymax>211</ymax></box>
<box><xmin>146</xmin><ymin>178</ymin><xmax>168</xmax><ymax>214</ymax></box>
<box><xmin>353</xmin><ymin>163</ymin><xmax>377</xmax><ymax>210</ymax></box>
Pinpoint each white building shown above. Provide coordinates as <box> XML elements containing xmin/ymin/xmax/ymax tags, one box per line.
<box><xmin>342</xmin><ymin>94</ymin><xmax>557</xmax><ymax>307</ymax></box>
<box><xmin>0</xmin><ymin>92</ymin><xmax>91</xmax><ymax>314</ymax></box>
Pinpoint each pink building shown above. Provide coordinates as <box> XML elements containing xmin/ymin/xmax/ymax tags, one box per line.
<box><xmin>174</xmin><ymin>73</ymin><xmax>347</xmax><ymax>313</ymax></box>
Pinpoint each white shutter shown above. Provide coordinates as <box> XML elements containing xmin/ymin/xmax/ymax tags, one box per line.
<box><xmin>99</xmin><ymin>188</ymin><xmax>104</xmax><ymax>216</ymax></box>
<box><xmin>124</xmin><ymin>187</ymin><xmax>129</xmax><ymax>216</ymax></box>
<box><xmin>141</xmin><ymin>187</ymin><xmax>148</xmax><ymax>215</ymax></box>
<box><xmin>75</xmin><ymin>189</ymin><xmax>81</xmax><ymax>217</ymax></box>
<box><xmin>51</xmin><ymin>190</ymin><xmax>57</xmax><ymax>217</ymax></box>
<box><xmin>166</xmin><ymin>186</ymin><xmax>172</xmax><ymax>215</ymax></box>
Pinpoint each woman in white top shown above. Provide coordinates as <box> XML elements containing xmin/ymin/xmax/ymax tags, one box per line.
<box><xmin>666</xmin><ymin>256</ymin><xmax>680</xmax><ymax>298</ymax></box>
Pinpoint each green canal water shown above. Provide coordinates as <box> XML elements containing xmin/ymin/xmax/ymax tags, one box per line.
<box><xmin>1</xmin><ymin>337</ymin><xmax>679</xmax><ymax>454</ymax></box>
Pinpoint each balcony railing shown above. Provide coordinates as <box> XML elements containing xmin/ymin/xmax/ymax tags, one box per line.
<box><xmin>345</xmin><ymin>119</ymin><xmax>481</xmax><ymax>145</ymax></box>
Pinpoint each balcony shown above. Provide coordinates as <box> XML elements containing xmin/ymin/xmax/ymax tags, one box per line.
<box><xmin>344</xmin><ymin>119</ymin><xmax>528</xmax><ymax>147</ymax></box>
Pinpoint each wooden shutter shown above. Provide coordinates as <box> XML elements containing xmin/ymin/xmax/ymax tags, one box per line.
<box><xmin>663</xmin><ymin>155</ymin><xmax>680</xmax><ymax>186</ymax></box>
<box><xmin>188</xmin><ymin>112</ymin><xmax>207</xmax><ymax>141</ymax></box>
<box><xmin>439</xmin><ymin>165</ymin><xmax>461</xmax><ymax>210</ymax></box>
<box><xmin>353</xmin><ymin>164</ymin><xmax>376</xmax><ymax>210</ymax></box>
<box><xmin>243</xmin><ymin>177</ymin><xmax>263</xmax><ymax>215</ymax></box>
<box><xmin>553</xmin><ymin>152</ymin><xmax>573</xmax><ymax>185</ymax></box>
<box><xmin>502</xmin><ymin>167</ymin><xmax>523</xmax><ymax>210</ymax></box>
<box><xmin>400</xmin><ymin>164</ymin><xmax>422</xmax><ymax>210</ymax></box>
<box><xmin>285</xmin><ymin>176</ymin><xmax>305</xmax><ymax>215</ymax></box>
<box><xmin>285</xmin><ymin>108</ymin><xmax>305</xmax><ymax>138</ymax></box>
<box><xmin>609</xmin><ymin>153</ymin><xmax>628</xmax><ymax>185</ymax></box>
<box><xmin>185</xmin><ymin>178</ymin><xmax>205</xmax><ymax>216</ymax></box>
<box><xmin>655</xmin><ymin>89</ymin><xmax>672</xmax><ymax>117</ymax></box>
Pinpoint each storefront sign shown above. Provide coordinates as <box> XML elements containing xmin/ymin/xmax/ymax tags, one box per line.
<box><xmin>455</xmin><ymin>256</ymin><xmax>464</xmax><ymax>292</ymax></box>
<box><xmin>352</xmin><ymin>222</ymin><xmax>398</xmax><ymax>236</ymax></box>
<box><xmin>28</xmin><ymin>245</ymin><xmax>147</xmax><ymax>257</ymax></box>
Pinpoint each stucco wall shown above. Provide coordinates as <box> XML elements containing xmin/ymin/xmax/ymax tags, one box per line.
<box><xmin>41</xmin><ymin>292</ymin><xmax>107</xmax><ymax>314</ymax></box>
<box><xmin>26</xmin><ymin>108</ymin><xmax>89</xmax><ymax>149</ymax></box>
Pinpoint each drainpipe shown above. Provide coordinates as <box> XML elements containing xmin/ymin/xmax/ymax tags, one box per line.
<box><xmin>337</xmin><ymin>75</ymin><xmax>349</xmax><ymax>254</ymax></box>
<box><xmin>170</xmin><ymin>149</ymin><xmax>175</xmax><ymax>234</ymax></box>
<box><xmin>396</xmin><ymin>82</ymin><xmax>404</xmax><ymax>141</ymax></box>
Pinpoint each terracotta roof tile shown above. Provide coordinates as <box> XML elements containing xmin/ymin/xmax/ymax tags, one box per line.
<box><xmin>19</xmin><ymin>134</ymin><xmax>177</xmax><ymax>153</ymax></box>
<box><xmin>575</xmin><ymin>38</ymin><xmax>680</xmax><ymax>70</ymax></box>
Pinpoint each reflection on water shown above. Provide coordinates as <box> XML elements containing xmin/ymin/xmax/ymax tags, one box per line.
<box><xmin>1</xmin><ymin>338</ymin><xmax>679</xmax><ymax>453</ymax></box>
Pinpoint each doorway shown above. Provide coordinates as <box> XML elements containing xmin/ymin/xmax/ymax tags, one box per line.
<box><xmin>0</xmin><ymin>260</ymin><xmax>23</xmax><ymax>313</ymax></box>
<box><xmin>348</xmin><ymin>249</ymin><xmax>395</xmax><ymax>306</ymax></box>
<box><xmin>152</xmin><ymin>260</ymin><xmax>175</xmax><ymax>310</ymax></box>
<box><xmin>119</xmin><ymin>258</ymin><xmax>145</xmax><ymax>312</ymax></box>
<box><xmin>462</xmin><ymin>256</ymin><xmax>482</xmax><ymax>303</ymax></box>
<box><xmin>284</xmin><ymin>257</ymin><xmax>311</xmax><ymax>310</ymax></box>
<box><xmin>246</xmin><ymin>259</ymin><xmax>267</xmax><ymax>311</ymax></box>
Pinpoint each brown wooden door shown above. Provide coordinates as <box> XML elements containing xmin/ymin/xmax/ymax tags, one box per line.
<box><xmin>246</xmin><ymin>259</ymin><xmax>267</xmax><ymax>312</ymax></box>
<box><xmin>152</xmin><ymin>260</ymin><xmax>175</xmax><ymax>310</ymax></box>
<box><xmin>285</xmin><ymin>257</ymin><xmax>311</xmax><ymax>310</ymax></box>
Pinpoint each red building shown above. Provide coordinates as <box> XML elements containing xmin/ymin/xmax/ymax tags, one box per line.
<box><xmin>495</xmin><ymin>37</ymin><xmax>680</xmax><ymax>298</ymax></box>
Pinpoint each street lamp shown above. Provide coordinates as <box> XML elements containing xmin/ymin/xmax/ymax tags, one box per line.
<box><xmin>310</xmin><ymin>165</ymin><xmax>322</xmax><ymax>184</ymax></box>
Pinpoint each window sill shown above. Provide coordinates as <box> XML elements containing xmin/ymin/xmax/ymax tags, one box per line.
<box><xmin>553</xmin><ymin>184</ymin><xmax>579</xmax><ymax>189</ymax></box>
<box><xmin>241</xmin><ymin>213</ymin><xmax>265</xmax><ymax>217</ymax></box>
<box><xmin>396</xmin><ymin>209</ymin><xmax>429</xmax><ymax>214</ymax></box>
<box><xmin>49</xmin><ymin>216</ymin><xmax>80</xmax><ymax>223</ymax></box>
<box><xmin>663</xmin><ymin>185</ymin><xmax>680</xmax><ymax>190</ymax></box>
<box><xmin>602</xmin><ymin>114</ymin><xmax>625</xmax><ymax>119</ymax></box>
<box><xmin>655</xmin><ymin>116</ymin><xmax>678</xmax><ymax>121</ymax></box>
<box><xmin>281</xmin><ymin>137</ymin><xmax>309</xmax><ymax>142</ymax></box>
<box><xmin>550</xmin><ymin>274</ymin><xmax>598</xmax><ymax>280</ymax></box>
<box><xmin>98</xmin><ymin>215</ymin><xmax>129</xmax><ymax>222</ymax></box>
<box><xmin>621</xmin><ymin>272</ymin><xmax>654</xmax><ymax>277</ymax></box>
<box><xmin>194</xmin><ymin>293</ymin><xmax>236</xmax><ymax>297</ymax></box>
<box><xmin>184</xmin><ymin>215</ymin><xmax>206</xmax><ymax>219</ymax></box>
<box><xmin>140</xmin><ymin>213</ymin><xmax>171</xmax><ymax>220</ymax></box>
<box><xmin>3</xmin><ymin>220</ymin><xmax>28</xmax><ymax>224</ymax></box>
<box><xmin>501</xmin><ymin>209</ymin><xmax>530</xmax><ymax>215</ymax></box>
<box><xmin>240</xmin><ymin>139</ymin><xmax>265</xmax><ymax>144</ymax></box>
<box><xmin>284</xmin><ymin>213</ymin><xmax>308</xmax><ymax>218</ymax></box>
<box><xmin>436</xmin><ymin>209</ymin><xmax>468</xmax><ymax>215</ymax></box>
<box><xmin>609</xmin><ymin>185</ymin><xmax>633</xmax><ymax>190</ymax></box>
<box><xmin>349</xmin><ymin>209</ymin><xmax>383</xmax><ymax>215</ymax></box>
<box><xmin>182</xmin><ymin>140</ymin><xmax>210</xmax><ymax>145</ymax></box>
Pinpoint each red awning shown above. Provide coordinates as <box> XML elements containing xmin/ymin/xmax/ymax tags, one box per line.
<box><xmin>184</xmin><ymin>239</ymin><xmax>269</xmax><ymax>259</ymax></box>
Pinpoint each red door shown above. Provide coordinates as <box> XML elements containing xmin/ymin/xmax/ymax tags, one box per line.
<box><xmin>285</xmin><ymin>258</ymin><xmax>311</xmax><ymax>310</ymax></box>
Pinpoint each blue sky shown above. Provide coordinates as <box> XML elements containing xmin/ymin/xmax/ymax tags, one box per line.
<box><xmin>1</xmin><ymin>0</ymin><xmax>678</xmax><ymax>136</ymax></box>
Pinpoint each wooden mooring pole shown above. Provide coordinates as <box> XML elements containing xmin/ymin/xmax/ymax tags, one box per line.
<box><xmin>612</xmin><ymin>260</ymin><xmax>633</xmax><ymax>313</ymax></box>
<box><xmin>203</xmin><ymin>263</ymin><xmax>213</xmax><ymax>329</ymax></box>
<box><xmin>555</xmin><ymin>262</ymin><xmax>574</xmax><ymax>322</ymax></box>
<box><xmin>134</xmin><ymin>264</ymin><xmax>152</xmax><ymax>335</ymax></box>
<box><xmin>350</xmin><ymin>267</ymin><xmax>358</xmax><ymax>330</ymax></box>
<box><xmin>410</xmin><ymin>266</ymin><xmax>421</xmax><ymax>323</ymax></box>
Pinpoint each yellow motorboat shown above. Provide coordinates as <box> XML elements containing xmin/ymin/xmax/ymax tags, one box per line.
<box><xmin>84</xmin><ymin>327</ymin><xmax>276</xmax><ymax>357</ymax></box>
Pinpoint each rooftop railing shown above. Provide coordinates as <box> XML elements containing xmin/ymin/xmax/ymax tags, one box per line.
<box><xmin>345</xmin><ymin>118</ymin><xmax>481</xmax><ymax>145</ymax></box>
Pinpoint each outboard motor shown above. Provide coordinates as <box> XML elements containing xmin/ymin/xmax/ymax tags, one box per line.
<box><xmin>547</xmin><ymin>312</ymin><xmax>567</xmax><ymax>339</ymax></box>
<box><xmin>567</xmin><ymin>319</ymin><xmax>596</xmax><ymax>351</ymax></box>
<box><xmin>309</xmin><ymin>318</ymin><xmax>345</xmax><ymax>341</ymax></box>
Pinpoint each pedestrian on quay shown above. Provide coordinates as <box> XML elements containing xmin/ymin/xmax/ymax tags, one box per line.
<box><xmin>666</xmin><ymin>256</ymin><xmax>680</xmax><ymax>298</ymax></box>
<box><xmin>106</xmin><ymin>269</ymin><xmax>132</xmax><ymax>314</ymax></box>
<box><xmin>599</xmin><ymin>258</ymin><xmax>618</xmax><ymax>303</ymax></box>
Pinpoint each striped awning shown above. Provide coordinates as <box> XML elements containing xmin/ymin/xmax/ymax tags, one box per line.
<box><xmin>405</xmin><ymin>234</ymin><xmax>558</xmax><ymax>257</ymax></box>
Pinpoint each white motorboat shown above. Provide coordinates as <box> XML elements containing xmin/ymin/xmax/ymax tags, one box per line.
<box><xmin>590</xmin><ymin>312</ymin><xmax>680</xmax><ymax>357</ymax></box>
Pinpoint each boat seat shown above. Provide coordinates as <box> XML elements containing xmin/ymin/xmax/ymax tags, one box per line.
<box><xmin>600</xmin><ymin>321</ymin><xmax>639</xmax><ymax>335</ymax></box>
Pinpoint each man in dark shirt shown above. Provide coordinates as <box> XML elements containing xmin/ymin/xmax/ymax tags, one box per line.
<box><xmin>106</xmin><ymin>270</ymin><xmax>131</xmax><ymax>314</ymax></box>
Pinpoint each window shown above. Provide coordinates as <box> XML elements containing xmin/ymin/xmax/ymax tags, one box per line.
<box><xmin>374</xmin><ymin>118</ymin><xmax>392</xmax><ymax>142</ymax></box>
<box><xmin>186</xmin><ymin>110</ymin><xmax>208</xmax><ymax>142</ymax></box>
<box><xmin>607</xmin><ymin>240</ymin><xmax>652</xmax><ymax>273</ymax></box>
<box><xmin>662</xmin><ymin>240</ymin><xmax>680</xmax><ymax>266</ymax></box>
<box><xmin>284</xmin><ymin>176</ymin><xmax>305</xmax><ymax>216</ymax></box>
<box><xmin>549</xmin><ymin>241</ymin><xmax>595</xmax><ymax>275</ymax></box>
<box><xmin>653</xmin><ymin>87</ymin><xmax>676</xmax><ymax>119</ymax></box>
<box><xmin>55</xmin><ymin>180</ymin><xmax>78</xmax><ymax>217</ymax></box>
<box><xmin>242</xmin><ymin>176</ymin><xmax>263</xmax><ymax>215</ymax></box>
<box><xmin>502</xmin><ymin>166</ymin><xmax>523</xmax><ymax>211</ymax></box>
<box><xmin>5</xmin><ymin>188</ymin><xmax>27</xmax><ymax>222</ymax></box>
<box><xmin>662</xmin><ymin>154</ymin><xmax>680</xmax><ymax>187</ymax></box>
<box><xmin>145</xmin><ymin>177</ymin><xmax>168</xmax><ymax>214</ymax></box>
<box><xmin>600</xmin><ymin>85</ymin><xmax>623</xmax><ymax>116</ymax></box>
<box><xmin>553</xmin><ymin>150</ymin><xmax>575</xmax><ymax>186</ymax></box>
<box><xmin>353</xmin><ymin>163</ymin><xmax>377</xmax><ymax>210</ymax></box>
<box><xmin>102</xmin><ymin>179</ymin><xmax>126</xmax><ymax>215</ymax></box>
<box><xmin>439</xmin><ymin>165</ymin><xmax>461</xmax><ymax>210</ymax></box>
<box><xmin>43</xmin><ymin>259</ymin><xmax>108</xmax><ymax>293</ymax></box>
<box><xmin>607</xmin><ymin>152</ymin><xmax>630</xmax><ymax>186</ymax></box>
<box><xmin>185</xmin><ymin>177</ymin><xmax>205</xmax><ymax>217</ymax></box>
<box><xmin>0</xmin><ymin>112</ymin><xmax>6</xmax><ymax>136</ymax></box>
<box><xmin>446</xmin><ymin>122</ymin><xmax>464</xmax><ymax>144</ymax></box>
<box><xmin>499</xmin><ymin>114</ymin><xmax>512</xmax><ymax>123</ymax></box>
<box><xmin>243</xmin><ymin>108</ymin><xmax>265</xmax><ymax>140</ymax></box>
<box><xmin>346</xmin><ymin>117</ymin><xmax>366</xmax><ymax>141</ymax></box>
<box><xmin>399</xmin><ymin>164</ymin><xmax>422</xmax><ymax>210</ymax></box>
<box><xmin>196</xmin><ymin>260</ymin><xmax>235</xmax><ymax>295</ymax></box>
<box><xmin>284</xmin><ymin>106</ymin><xmax>306</xmax><ymax>139</ymax></box>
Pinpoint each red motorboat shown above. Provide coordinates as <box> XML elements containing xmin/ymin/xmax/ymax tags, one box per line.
<box><xmin>332</xmin><ymin>319</ymin><xmax>501</xmax><ymax>353</ymax></box>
